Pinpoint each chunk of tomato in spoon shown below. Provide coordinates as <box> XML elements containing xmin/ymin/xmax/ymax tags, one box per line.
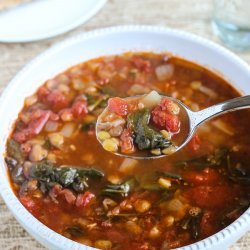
<box><xmin>108</xmin><ymin>97</ymin><xmax>129</xmax><ymax>116</ymax></box>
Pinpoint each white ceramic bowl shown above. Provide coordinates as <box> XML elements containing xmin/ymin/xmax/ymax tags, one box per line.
<box><xmin>0</xmin><ymin>26</ymin><xmax>250</xmax><ymax>250</ymax></box>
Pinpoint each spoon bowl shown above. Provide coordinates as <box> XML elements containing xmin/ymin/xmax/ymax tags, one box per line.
<box><xmin>96</xmin><ymin>93</ymin><xmax>250</xmax><ymax>160</ymax></box>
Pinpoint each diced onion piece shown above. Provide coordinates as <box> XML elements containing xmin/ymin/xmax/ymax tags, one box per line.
<box><xmin>155</xmin><ymin>64</ymin><xmax>174</xmax><ymax>81</ymax></box>
<box><xmin>119</xmin><ymin>158</ymin><xmax>138</xmax><ymax>174</ymax></box>
<box><xmin>140</xmin><ymin>90</ymin><xmax>162</xmax><ymax>108</ymax></box>
<box><xmin>60</xmin><ymin>123</ymin><xmax>76</xmax><ymax>138</ymax></box>
<box><xmin>212</xmin><ymin>119</ymin><xmax>234</xmax><ymax>136</ymax></box>
<box><xmin>45</xmin><ymin>121</ymin><xmax>59</xmax><ymax>132</ymax></box>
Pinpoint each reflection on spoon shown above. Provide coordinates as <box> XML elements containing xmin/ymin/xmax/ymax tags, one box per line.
<box><xmin>96</xmin><ymin>90</ymin><xmax>250</xmax><ymax>160</ymax></box>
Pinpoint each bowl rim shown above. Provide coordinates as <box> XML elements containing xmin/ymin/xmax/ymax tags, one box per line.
<box><xmin>0</xmin><ymin>25</ymin><xmax>250</xmax><ymax>250</ymax></box>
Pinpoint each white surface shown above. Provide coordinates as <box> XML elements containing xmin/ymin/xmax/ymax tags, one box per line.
<box><xmin>0</xmin><ymin>26</ymin><xmax>250</xmax><ymax>250</ymax></box>
<box><xmin>0</xmin><ymin>0</ymin><xmax>106</xmax><ymax>42</ymax></box>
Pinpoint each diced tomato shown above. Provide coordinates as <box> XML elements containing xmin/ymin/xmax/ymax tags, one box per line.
<box><xmin>75</xmin><ymin>191</ymin><xmax>95</xmax><ymax>208</ymax></box>
<box><xmin>108</xmin><ymin>97</ymin><xmax>128</xmax><ymax>116</ymax></box>
<box><xmin>37</xmin><ymin>86</ymin><xmax>50</xmax><ymax>101</ymax></box>
<box><xmin>188</xmin><ymin>134</ymin><xmax>201</xmax><ymax>152</ymax></box>
<box><xmin>28</xmin><ymin>110</ymin><xmax>50</xmax><ymax>134</ymax></box>
<box><xmin>183</xmin><ymin>168</ymin><xmax>221</xmax><ymax>186</ymax></box>
<box><xmin>184</xmin><ymin>185</ymin><xmax>234</xmax><ymax>208</ymax></box>
<box><xmin>71</xmin><ymin>98</ymin><xmax>88</xmax><ymax>118</ymax></box>
<box><xmin>159</xmin><ymin>98</ymin><xmax>176</xmax><ymax>114</ymax></box>
<box><xmin>200</xmin><ymin>210</ymin><xmax>218</xmax><ymax>237</ymax></box>
<box><xmin>152</xmin><ymin>106</ymin><xmax>180</xmax><ymax>133</ymax></box>
<box><xmin>13</xmin><ymin>128</ymin><xmax>33</xmax><ymax>143</ymax></box>
<box><xmin>49</xmin><ymin>184</ymin><xmax>62</xmax><ymax>201</ymax></box>
<box><xmin>20</xmin><ymin>196</ymin><xmax>40</xmax><ymax>216</ymax></box>
<box><xmin>132</xmin><ymin>56</ymin><xmax>152</xmax><ymax>73</ymax></box>
<box><xmin>13</xmin><ymin>110</ymin><xmax>56</xmax><ymax>143</ymax></box>
<box><xmin>60</xmin><ymin>189</ymin><xmax>76</xmax><ymax>205</ymax></box>
<box><xmin>120</xmin><ymin>128</ymin><xmax>135</xmax><ymax>154</ymax></box>
<box><xmin>46</xmin><ymin>90</ymin><xmax>69</xmax><ymax>111</ymax></box>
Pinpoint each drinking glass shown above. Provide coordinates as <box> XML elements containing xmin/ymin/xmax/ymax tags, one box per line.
<box><xmin>213</xmin><ymin>0</ymin><xmax>250</xmax><ymax>51</ymax></box>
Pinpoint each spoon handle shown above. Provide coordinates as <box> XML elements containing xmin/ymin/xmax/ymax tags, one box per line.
<box><xmin>189</xmin><ymin>95</ymin><xmax>250</xmax><ymax>129</ymax></box>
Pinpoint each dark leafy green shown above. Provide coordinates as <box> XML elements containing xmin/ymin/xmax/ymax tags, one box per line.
<box><xmin>101</xmin><ymin>178</ymin><xmax>136</xmax><ymax>198</ymax></box>
<box><xmin>226</xmin><ymin>155</ymin><xmax>250</xmax><ymax>184</ymax></box>
<box><xmin>65</xmin><ymin>226</ymin><xmax>84</xmax><ymax>237</ymax></box>
<box><xmin>29</xmin><ymin>161</ymin><xmax>104</xmax><ymax>193</ymax></box>
<box><xmin>157</xmin><ymin>171</ymin><xmax>183</xmax><ymax>180</ymax></box>
<box><xmin>86</xmin><ymin>93</ymin><xmax>109</xmax><ymax>112</ymax></box>
<box><xmin>128</xmin><ymin>108</ymin><xmax>172</xmax><ymax>150</ymax></box>
<box><xmin>7</xmin><ymin>139</ymin><xmax>24</xmax><ymax>163</ymax></box>
<box><xmin>5</xmin><ymin>157</ymin><xmax>25</xmax><ymax>184</ymax></box>
<box><xmin>176</xmin><ymin>147</ymin><xmax>228</xmax><ymax>170</ymax></box>
<box><xmin>181</xmin><ymin>208</ymin><xmax>203</xmax><ymax>239</ymax></box>
<box><xmin>81</xmin><ymin>121</ymin><xmax>96</xmax><ymax>132</ymax></box>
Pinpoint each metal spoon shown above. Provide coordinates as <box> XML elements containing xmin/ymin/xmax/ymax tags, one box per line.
<box><xmin>96</xmin><ymin>94</ymin><xmax>250</xmax><ymax>160</ymax></box>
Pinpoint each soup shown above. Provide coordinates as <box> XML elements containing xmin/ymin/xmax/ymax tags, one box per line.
<box><xmin>5</xmin><ymin>52</ymin><xmax>250</xmax><ymax>250</ymax></box>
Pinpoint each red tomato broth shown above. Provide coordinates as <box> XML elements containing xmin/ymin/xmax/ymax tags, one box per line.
<box><xmin>5</xmin><ymin>52</ymin><xmax>250</xmax><ymax>250</ymax></box>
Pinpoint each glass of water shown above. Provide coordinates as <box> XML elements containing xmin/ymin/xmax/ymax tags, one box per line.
<box><xmin>213</xmin><ymin>0</ymin><xmax>250</xmax><ymax>51</ymax></box>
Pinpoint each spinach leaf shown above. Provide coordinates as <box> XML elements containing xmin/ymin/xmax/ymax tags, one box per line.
<box><xmin>101</xmin><ymin>178</ymin><xmax>136</xmax><ymax>198</ymax></box>
<box><xmin>157</xmin><ymin>171</ymin><xmax>183</xmax><ymax>180</ymax></box>
<box><xmin>128</xmin><ymin>108</ymin><xmax>172</xmax><ymax>150</ymax></box>
<box><xmin>7</xmin><ymin>139</ymin><xmax>24</xmax><ymax>163</ymax></box>
<box><xmin>176</xmin><ymin>147</ymin><xmax>228</xmax><ymax>169</ymax></box>
<box><xmin>29</xmin><ymin>161</ymin><xmax>104</xmax><ymax>193</ymax></box>
<box><xmin>81</xmin><ymin>121</ymin><xmax>96</xmax><ymax>132</ymax></box>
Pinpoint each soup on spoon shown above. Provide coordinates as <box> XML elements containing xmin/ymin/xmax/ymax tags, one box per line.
<box><xmin>96</xmin><ymin>90</ymin><xmax>189</xmax><ymax>158</ymax></box>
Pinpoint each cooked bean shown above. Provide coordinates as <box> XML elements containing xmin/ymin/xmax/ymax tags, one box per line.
<box><xmin>160</xmin><ymin>130</ymin><xmax>171</xmax><ymax>140</ymax></box>
<box><xmin>102</xmin><ymin>139</ymin><xmax>118</xmax><ymax>152</ymax></box>
<box><xmin>134</xmin><ymin>199</ymin><xmax>151</xmax><ymax>213</ymax></box>
<box><xmin>126</xmin><ymin>221</ymin><xmax>142</xmax><ymax>235</ymax></box>
<box><xmin>94</xmin><ymin>240</ymin><xmax>112</xmax><ymax>249</ymax></box>
<box><xmin>163</xmin><ymin>215</ymin><xmax>175</xmax><ymax>227</ymax></box>
<box><xmin>98</xmin><ymin>131</ymin><xmax>111</xmax><ymax>140</ymax></box>
<box><xmin>151</xmin><ymin>148</ymin><xmax>161</xmax><ymax>155</ymax></box>
<box><xmin>149</xmin><ymin>226</ymin><xmax>161</xmax><ymax>239</ymax></box>
<box><xmin>48</xmin><ymin>133</ymin><xmax>64</xmax><ymax>148</ymax></box>
<box><xmin>29</xmin><ymin>144</ymin><xmax>47</xmax><ymax>162</ymax></box>
<box><xmin>162</xmin><ymin>146</ymin><xmax>177</xmax><ymax>155</ymax></box>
